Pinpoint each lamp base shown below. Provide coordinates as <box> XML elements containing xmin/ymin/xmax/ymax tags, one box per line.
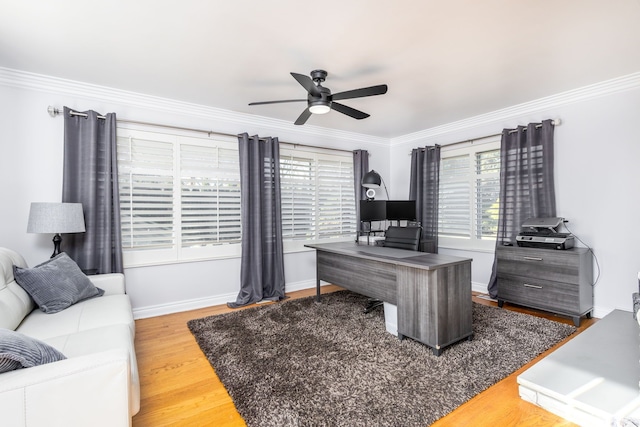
<box><xmin>51</xmin><ymin>233</ymin><xmax>62</xmax><ymax>258</ymax></box>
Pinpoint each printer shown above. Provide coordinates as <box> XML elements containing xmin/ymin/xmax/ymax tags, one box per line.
<box><xmin>516</xmin><ymin>217</ymin><xmax>574</xmax><ymax>250</ymax></box>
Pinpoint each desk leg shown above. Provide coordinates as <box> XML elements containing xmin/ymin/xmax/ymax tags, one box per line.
<box><xmin>315</xmin><ymin>264</ymin><xmax>321</xmax><ymax>303</ymax></box>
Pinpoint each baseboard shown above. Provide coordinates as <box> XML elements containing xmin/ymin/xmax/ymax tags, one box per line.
<box><xmin>134</xmin><ymin>280</ymin><xmax>617</xmax><ymax>321</ymax></box>
<box><xmin>133</xmin><ymin>279</ymin><xmax>319</xmax><ymax>319</ymax></box>
<box><xmin>285</xmin><ymin>279</ymin><xmax>317</xmax><ymax>293</ymax></box>
<box><xmin>472</xmin><ymin>281</ymin><xmax>488</xmax><ymax>295</ymax></box>
<box><xmin>133</xmin><ymin>292</ymin><xmax>239</xmax><ymax>319</ymax></box>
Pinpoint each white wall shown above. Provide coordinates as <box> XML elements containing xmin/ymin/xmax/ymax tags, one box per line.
<box><xmin>0</xmin><ymin>69</ymin><xmax>390</xmax><ymax>318</ymax></box>
<box><xmin>389</xmin><ymin>74</ymin><xmax>640</xmax><ymax>317</ymax></box>
<box><xmin>2</xmin><ymin>69</ymin><xmax>638</xmax><ymax>319</ymax></box>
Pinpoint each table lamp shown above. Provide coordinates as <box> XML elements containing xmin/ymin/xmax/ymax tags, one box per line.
<box><xmin>27</xmin><ymin>202</ymin><xmax>86</xmax><ymax>258</ymax></box>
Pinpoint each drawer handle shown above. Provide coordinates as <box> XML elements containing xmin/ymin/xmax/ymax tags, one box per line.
<box><xmin>522</xmin><ymin>256</ymin><xmax>543</xmax><ymax>261</ymax></box>
<box><xmin>523</xmin><ymin>283</ymin><xmax>543</xmax><ymax>289</ymax></box>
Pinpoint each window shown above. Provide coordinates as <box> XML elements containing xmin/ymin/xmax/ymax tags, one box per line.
<box><xmin>280</xmin><ymin>146</ymin><xmax>357</xmax><ymax>251</ymax></box>
<box><xmin>438</xmin><ymin>137</ymin><xmax>500</xmax><ymax>251</ymax></box>
<box><xmin>117</xmin><ymin>127</ymin><xmax>356</xmax><ymax>266</ymax></box>
<box><xmin>117</xmin><ymin>128</ymin><xmax>242</xmax><ymax>266</ymax></box>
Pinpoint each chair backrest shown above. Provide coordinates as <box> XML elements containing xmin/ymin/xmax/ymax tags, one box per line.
<box><xmin>383</xmin><ymin>226</ymin><xmax>421</xmax><ymax>251</ymax></box>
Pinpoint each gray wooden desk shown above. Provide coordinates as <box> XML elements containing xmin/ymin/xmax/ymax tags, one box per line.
<box><xmin>305</xmin><ymin>242</ymin><xmax>473</xmax><ymax>355</ymax></box>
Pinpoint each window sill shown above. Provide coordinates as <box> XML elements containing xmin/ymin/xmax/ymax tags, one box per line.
<box><xmin>123</xmin><ymin>237</ymin><xmax>354</xmax><ymax>268</ymax></box>
<box><xmin>437</xmin><ymin>244</ymin><xmax>496</xmax><ymax>254</ymax></box>
<box><xmin>437</xmin><ymin>237</ymin><xmax>497</xmax><ymax>254</ymax></box>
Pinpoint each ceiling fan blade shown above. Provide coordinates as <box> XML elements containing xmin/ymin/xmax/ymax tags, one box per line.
<box><xmin>294</xmin><ymin>108</ymin><xmax>312</xmax><ymax>125</ymax></box>
<box><xmin>249</xmin><ymin>99</ymin><xmax>306</xmax><ymax>106</ymax></box>
<box><xmin>331</xmin><ymin>84</ymin><xmax>388</xmax><ymax>101</ymax></box>
<box><xmin>291</xmin><ymin>72</ymin><xmax>321</xmax><ymax>96</ymax></box>
<box><xmin>331</xmin><ymin>102</ymin><xmax>370</xmax><ymax>120</ymax></box>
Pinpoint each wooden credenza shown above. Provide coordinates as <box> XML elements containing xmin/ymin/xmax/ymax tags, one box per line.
<box><xmin>496</xmin><ymin>245</ymin><xmax>593</xmax><ymax>326</ymax></box>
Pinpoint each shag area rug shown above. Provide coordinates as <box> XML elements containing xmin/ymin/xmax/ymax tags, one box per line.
<box><xmin>187</xmin><ymin>291</ymin><xmax>576</xmax><ymax>427</ymax></box>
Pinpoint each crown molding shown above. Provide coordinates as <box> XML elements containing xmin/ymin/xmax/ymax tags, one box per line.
<box><xmin>0</xmin><ymin>66</ymin><xmax>389</xmax><ymax>146</ymax></box>
<box><xmin>390</xmin><ymin>72</ymin><xmax>640</xmax><ymax>146</ymax></box>
<box><xmin>2</xmin><ymin>67</ymin><xmax>638</xmax><ymax>148</ymax></box>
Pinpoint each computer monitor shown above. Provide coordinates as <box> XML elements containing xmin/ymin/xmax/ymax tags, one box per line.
<box><xmin>359</xmin><ymin>200</ymin><xmax>387</xmax><ymax>221</ymax></box>
<box><xmin>386</xmin><ymin>200</ymin><xmax>416</xmax><ymax>221</ymax></box>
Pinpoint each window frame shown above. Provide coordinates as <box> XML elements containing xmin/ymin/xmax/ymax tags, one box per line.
<box><xmin>438</xmin><ymin>136</ymin><xmax>501</xmax><ymax>252</ymax></box>
<box><xmin>117</xmin><ymin>127</ymin><xmax>242</xmax><ymax>267</ymax></box>
<box><xmin>279</xmin><ymin>145</ymin><xmax>357</xmax><ymax>253</ymax></box>
<box><xmin>116</xmin><ymin>126</ymin><xmax>357</xmax><ymax>267</ymax></box>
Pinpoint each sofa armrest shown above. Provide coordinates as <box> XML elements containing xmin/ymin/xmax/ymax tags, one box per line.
<box><xmin>0</xmin><ymin>349</ymin><xmax>132</xmax><ymax>427</ymax></box>
<box><xmin>89</xmin><ymin>273</ymin><xmax>126</xmax><ymax>296</ymax></box>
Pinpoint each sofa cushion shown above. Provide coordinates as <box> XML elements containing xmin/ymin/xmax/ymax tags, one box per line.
<box><xmin>0</xmin><ymin>328</ymin><xmax>66</xmax><ymax>373</ymax></box>
<box><xmin>16</xmin><ymin>294</ymin><xmax>135</xmax><ymax>341</ymax></box>
<box><xmin>13</xmin><ymin>253</ymin><xmax>104</xmax><ymax>314</ymax></box>
<box><xmin>0</xmin><ymin>248</ymin><xmax>35</xmax><ymax>330</ymax></box>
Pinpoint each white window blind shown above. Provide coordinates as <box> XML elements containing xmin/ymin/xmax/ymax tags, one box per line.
<box><xmin>118</xmin><ymin>136</ymin><xmax>175</xmax><ymax>251</ymax></box>
<box><xmin>438</xmin><ymin>138</ymin><xmax>501</xmax><ymax>250</ymax></box>
<box><xmin>475</xmin><ymin>149</ymin><xmax>500</xmax><ymax>239</ymax></box>
<box><xmin>117</xmin><ymin>127</ymin><xmax>356</xmax><ymax>265</ymax></box>
<box><xmin>117</xmin><ymin>128</ymin><xmax>241</xmax><ymax>266</ymax></box>
<box><xmin>439</xmin><ymin>154</ymin><xmax>471</xmax><ymax>238</ymax></box>
<box><xmin>180</xmin><ymin>144</ymin><xmax>241</xmax><ymax>248</ymax></box>
<box><xmin>280</xmin><ymin>155</ymin><xmax>316</xmax><ymax>240</ymax></box>
<box><xmin>317</xmin><ymin>157</ymin><xmax>357</xmax><ymax>238</ymax></box>
<box><xmin>280</xmin><ymin>148</ymin><xmax>356</xmax><ymax>250</ymax></box>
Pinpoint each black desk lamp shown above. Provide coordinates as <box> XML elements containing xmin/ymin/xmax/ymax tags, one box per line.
<box><xmin>362</xmin><ymin>170</ymin><xmax>389</xmax><ymax>200</ymax></box>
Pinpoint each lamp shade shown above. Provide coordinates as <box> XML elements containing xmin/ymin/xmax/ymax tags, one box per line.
<box><xmin>361</xmin><ymin>170</ymin><xmax>382</xmax><ymax>188</ymax></box>
<box><xmin>27</xmin><ymin>203</ymin><xmax>86</xmax><ymax>234</ymax></box>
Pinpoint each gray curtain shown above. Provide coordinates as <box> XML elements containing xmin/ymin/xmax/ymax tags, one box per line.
<box><xmin>229</xmin><ymin>133</ymin><xmax>285</xmax><ymax>308</ymax></box>
<box><xmin>353</xmin><ymin>149</ymin><xmax>369</xmax><ymax>232</ymax></box>
<box><xmin>62</xmin><ymin>107</ymin><xmax>123</xmax><ymax>274</ymax></box>
<box><xmin>487</xmin><ymin>119</ymin><xmax>556</xmax><ymax>297</ymax></box>
<box><xmin>409</xmin><ymin>145</ymin><xmax>440</xmax><ymax>253</ymax></box>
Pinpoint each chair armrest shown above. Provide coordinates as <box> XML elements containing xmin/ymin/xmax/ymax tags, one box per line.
<box><xmin>89</xmin><ymin>273</ymin><xmax>126</xmax><ymax>296</ymax></box>
<box><xmin>0</xmin><ymin>349</ymin><xmax>131</xmax><ymax>426</ymax></box>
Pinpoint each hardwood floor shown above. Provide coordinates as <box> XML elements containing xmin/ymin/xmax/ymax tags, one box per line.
<box><xmin>132</xmin><ymin>286</ymin><xmax>595</xmax><ymax>427</ymax></box>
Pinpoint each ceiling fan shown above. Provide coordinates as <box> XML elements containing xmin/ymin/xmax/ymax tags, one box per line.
<box><xmin>248</xmin><ymin>69</ymin><xmax>388</xmax><ymax>125</ymax></box>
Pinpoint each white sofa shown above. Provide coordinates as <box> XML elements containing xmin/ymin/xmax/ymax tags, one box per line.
<box><xmin>0</xmin><ymin>247</ymin><xmax>139</xmax><ymax>427</ymax></box>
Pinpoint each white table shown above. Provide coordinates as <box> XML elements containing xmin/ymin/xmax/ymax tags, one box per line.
<box><xmin>518</xmin><ymin>309</ymin><xmax>640</xmax><ymax>426</ymax></box>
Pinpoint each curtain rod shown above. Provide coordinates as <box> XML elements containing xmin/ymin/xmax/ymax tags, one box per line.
<box><xmin>426</xmin><ymin>118</ymin><xmax>562</xmax><ymax>152</ymax></box>
<box><xmin>46</xmin><ymin>106</ymin><xmax>354</xmax><ymax>154</ymax></box>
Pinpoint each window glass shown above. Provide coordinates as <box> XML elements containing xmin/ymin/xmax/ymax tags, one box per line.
<box><xmin>117</xmin><ymin>127</ymin><xmax>356</xmax><ymax>265</ymax></box>
<box><xmin>438</xmin><ymin>138</ymin><xmax>501</xmax><ymax>251</ymax></box>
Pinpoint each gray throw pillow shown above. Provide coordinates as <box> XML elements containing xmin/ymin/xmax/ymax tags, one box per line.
<box><xmin>13</xmin><ymin>253</ymin><xmax>104</xmax><ymax>314</ymax></box>
<box><xmin>0</xmin><ymin>328</ymin><xmax>66</xmax><ymax>373</ymax></box>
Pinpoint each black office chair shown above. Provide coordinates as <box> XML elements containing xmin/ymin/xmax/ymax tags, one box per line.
<box><xmin>364</xmin><ymin>226</ymin><xmax>422</xmax><ymax>313</ymax></box>
<box><xmin>382</xmin><ymin>225</ymin><xmax>422</xmax><ymax>251</ymax></box>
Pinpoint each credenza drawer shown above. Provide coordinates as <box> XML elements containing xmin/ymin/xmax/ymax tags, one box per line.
<box><xmin>496</xmin><ymin>246</ymin><xmax>580</xmax><ymax>284</ymax></box>
<box><xmin>497</xmin><ymin>274</ymin><xmax>579</xmax><ymax>314</ymax></box>
<box><xmin>496</xmin><ymin>245</ymin><xmax>593</xmax><ymax>326</ymax></box>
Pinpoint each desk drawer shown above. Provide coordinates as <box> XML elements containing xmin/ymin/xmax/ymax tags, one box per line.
<box><xmin>497</xmin><ymin>274</ymin><xmax>580</xmax><ymax>314</ymax></box>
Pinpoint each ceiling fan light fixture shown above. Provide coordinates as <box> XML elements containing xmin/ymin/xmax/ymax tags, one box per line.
<box><xmin>309</xmin><ymin>103</ymin><xmax>331</xmax><ymax>115</ymax></box>
<box><xmin>248</xmin><ymin>70</ymin><xmax>388</xmax><ymax>125</ymax></box>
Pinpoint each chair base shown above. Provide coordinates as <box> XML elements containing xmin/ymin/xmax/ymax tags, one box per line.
<box><xmin>364</xmin><ymin>298</ymin><xmax>384</xmax><ymax>313</ymax></box>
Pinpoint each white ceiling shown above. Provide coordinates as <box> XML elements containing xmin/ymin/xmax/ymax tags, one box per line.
<box><xmin>1</xmin><ymin>0</ymin><xmax>639</xmax><ymax>138</ymax></box>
